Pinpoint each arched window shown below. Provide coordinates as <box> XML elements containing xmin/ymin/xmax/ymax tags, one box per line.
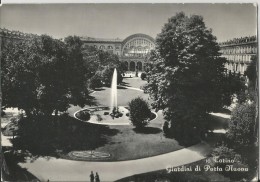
<box><xmin>130</xmin><ymin>61</ymin><xmax>135</xmax><ymax>71</ymax></box>
<box><xmin>124</xmin><ymin>61</ymin><xmax>129</xmax><ymax>71</ymax></box>
<box><xmin>137</xmin><ymin>62</ymin><xmax>142</xmax><ymax>71</ymax></box>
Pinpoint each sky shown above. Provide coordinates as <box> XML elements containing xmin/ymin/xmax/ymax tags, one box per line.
<box><xmin>0</xmin><ymin>3</ymin><xmax>257</xmax><ymax>42</ymax></box>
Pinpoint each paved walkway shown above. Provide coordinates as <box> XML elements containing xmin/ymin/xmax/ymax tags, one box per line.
<box><xmin>19</xmin><ymin>142</ymin><xmax>211</xmax><ymax>182</ymax></box>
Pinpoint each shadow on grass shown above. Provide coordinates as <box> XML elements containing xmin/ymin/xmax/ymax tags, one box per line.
<box><xmin>93</xmin><ymin>88</ymin><xmax>105</xmax><ymax>91</ymax></box>
<box><xmin>133</xmin><ymin>127</ymin><xmax>162</xmax><ymax>134</ymax></box>
<box><xmin>10</xmin><ymin>114</ymin><xmax>120</xmax><ymax>160</ymax></box>
<box><xmin>117</xmin><ymin>86</ymin><xmax>128</xmax><ymax>89</ymax></box>
<box><xmin>120</xmin><ymin>82</ymin><xmax>130</xmax><ymax>86</ymax></box>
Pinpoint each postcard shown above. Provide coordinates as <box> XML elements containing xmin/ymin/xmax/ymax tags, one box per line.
<box><xmin>0</xmin><ymin>2</ymin><xmax>258</xmax><ymax>182</ymax></box>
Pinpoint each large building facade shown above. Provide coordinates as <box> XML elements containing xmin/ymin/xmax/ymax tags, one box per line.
<box><xmin>82</xmin><ymin>33</ymin><xmax>258</xmax><ymax>74</ymax></box>
<box><xmin>81</xmin><ymin>33</ymin><xmax>155</xmax><ymax>72</ymax></box>
<box><xmin>219</xmin><ymin>35</ymin><xmax>257</xmax><ymax>75</ymax></box>
<box><xmin>1</xmin><ymin>28</ymin><xmax>257</xmax><ymax>75</ymax></box>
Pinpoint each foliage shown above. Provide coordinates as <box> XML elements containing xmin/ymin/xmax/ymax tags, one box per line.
<box><xmin>82</xmin><ymin>47</ymin><xmax>124</xmax><ymax>86</ymax></box>
<box><xmin>162</xmin><ymin>121</ymin><xmax>169</xmax><ymax>137</ymax></box>
<box><xmin>140</xmin><ymin>72</ymin><xmax>147</xmax><ymax>80</ymax></box>
<box><xmin>89</xmin><ymin>72</ymin><xmax>103</xmax><ymax>89</ymax></box>
<box><xmin>64</xmin><ymin>36</ymin><xmax>90</xmax><ymax>107</ymax></box>
<box><xmin>226</xmin><ymin>102</ymin><xmax>256</xmax><ymax>149</ymax></box>
<box><xmin>211</xmin><ymin>145</ymin><xmax>248</xmax><ymax>180</ymax></box>
<box><xmin>1</xmin><ymin>35</ymin><xmax>89</xmax><ymax>116</ymax></box>
<box><xmin>223</xmin><ymin>71</ymin><xmax>246</xmax><ymax>105</ymax></box>
<box><xmin>144</xmin><ymin>12</ymin><xmax>241</xmax><ymax>140</ymax></box>
<box><xmin>244</xmin><ymin>55</ymin><xmax>258</xmax><ymax>101</ymax></box>
<box><xmin>245</xmin><ymin>55</ymin><xmax>257</xmax><ymax>90</ymax></box>
<box><xmin>128</xmin><ymin>97</ymin><xmax>151</xmax><ymax>128</ymax></box>
<box><xmin>75</xmin><ymin>111</ymin><xmax>91</xmax><ymax>121</ymax></box>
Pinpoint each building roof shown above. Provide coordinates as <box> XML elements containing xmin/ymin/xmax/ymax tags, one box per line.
<box><xmin>219</xmin><ymin>35</ymin><xmax>257</xmax><ymax>47</ymax></box>
<box><xmin>80</xmin><ymin>36</ymin><xmax>123</xmax><ymax>43</ymax></box>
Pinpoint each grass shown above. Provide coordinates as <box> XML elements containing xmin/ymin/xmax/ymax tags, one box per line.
<box><xmin>91</xmin><ymin>86</ymin><xmax>150</xmax><ymax>107</ymax></box>
<box><xmin>121</xmin><ymin>77</ymin><xmax>147</xmax><ymax>89</ymax></box>
<box><xmin>3</xmin><ymin>77</ymin><xmax>231</xmax><ymax>163</ymax></box>
<box><xmin>95</xmin><ymin>125</ymin><xmax>183</xmax><ymax>161</ymax></box>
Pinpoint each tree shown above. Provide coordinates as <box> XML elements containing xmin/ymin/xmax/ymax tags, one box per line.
<box><xmin>244</xmin><ymin>55</ymin><xmax>258</xmax><ymax>101</ymax></box>
<box><xmin>64</xmin><ymin>36</ymin><xmax>90</xmax><ymax>107</ymax></box>
<box><xmin>144</xmin><ymin>12</ymin><xmax>232</xmax><ymax>140</ymax></box>
<box><xmin>128</xmin><ymin>97</ymin><xmax>151</xmax><ymax>128</ymax></box>
<box><xmin>89</xmin><ymin>72</ymin><xmax>103</xmax><ymax>89</ymax></box>
<box><xmin>226</xmin><ymin>102</ymin><xmax>256</xmax><ymax>149</ymax></box>
<box><xmin>1</xmin><ymin>35</ymin><xmax>89</xmax><ymax>116</ymax></box>
<box><xmin>82</xmin><ymin>47</ymin><xmax>124</xmax><ymax>86</ymax></box>
<box><xmin>245</xmin><ymin>55</ymin><xmax>257</xmax><ymax>89</ymax></box>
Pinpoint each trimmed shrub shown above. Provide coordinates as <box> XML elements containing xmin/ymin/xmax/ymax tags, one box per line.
<box><xmin>128</xmin><ymin>97</ymin><xmax>151</xmax><ymax>128</ymax></box>
<box><xmin>140</xmin><ymin>72</ymin><xmax>147</xmax><ymax>80</ymax></box>
<box><xmin>162</xmin><ymin>121</ymin><xmax>169</xmax><ymax>136</ymax></box>
<box><xmin>75</xmin><ymin>111</ymin><xmax>90</xmax><ymax>121</ymax></box>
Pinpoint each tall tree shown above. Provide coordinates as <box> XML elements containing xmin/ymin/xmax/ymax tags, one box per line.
<box><xmin>1</xmin><ymin>35</ymin><xmax>89</xmax><ymax>116</ymax></box>
<box><xmin>144</xmin><ymin>12</ymin><xmax>233</xmax><ymax>140</ymax></box>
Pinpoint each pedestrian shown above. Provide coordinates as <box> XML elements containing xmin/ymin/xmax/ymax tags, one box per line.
<box><xmin>95</xmin><ymin>172</ymin><xmax>100</xmax><ymax>182</ymax></box>
<box><xmin>90</xmin><ymin>171</ymin><xmax>94</xmax><ymax>182</ymax></box>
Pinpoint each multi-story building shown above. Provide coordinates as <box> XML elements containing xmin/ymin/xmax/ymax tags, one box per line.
<box><xmin>81</xmin><ymin>33</ymin><xmax>155</xmax><ymax>72</ymax></box>
<box><xmin>1</xmin><ymin>28</ymin><xmax>257</xmax><ymax>75</ymax></box>
<box><xmin>219</xmin><ymin>35</ymin><xmax>257</xmax><ymax>75</ymax></box>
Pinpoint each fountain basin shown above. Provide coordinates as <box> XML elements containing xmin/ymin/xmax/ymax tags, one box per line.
<box><xmin>74</xmin><ymin>106</ymin><xmax>157</xmax><ymax>126</ymax></box>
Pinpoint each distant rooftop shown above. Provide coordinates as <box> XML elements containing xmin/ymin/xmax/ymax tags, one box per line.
<box><xmin>219</xmin><ymin>35</ymin><xmax>257</xmax><ymax>46</ymax></box>
<box><xmin>0</xmin><ymin>28</ymin><xmax>38</xmax><ymax>39</ymax></box>
<box><xmin>80</xmin><ymin>36</ymin><xmax>123</xmax><ymax>43</ymax></box>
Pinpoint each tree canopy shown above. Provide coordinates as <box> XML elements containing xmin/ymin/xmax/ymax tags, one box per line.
<box><xmin>1</xmin><ymin>35</ymin><xmax>89</xmax><ymax>116</ymax></box>
<box><xmin>144</xmin><ymin>12</ymin><xmax>236</xmax><ymax>139</ymax></box>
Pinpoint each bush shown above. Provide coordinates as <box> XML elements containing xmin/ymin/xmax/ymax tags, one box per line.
<box><xmin>211</xmin><ymin>145</ymin><xmax>248</xmax><ymax>180</ymax></box>
<box><xmin>140</xmin><ymin>72</ymin><xmax>146</xmax><ymax>80</ymax></box>
<box><xmin>75</xmin><ymin>111</ymin><xmax>90</xmax><ymax>121</ymax></box>
<box><xmin>226</xmin><ymin>102</ymin><xmax>256</xmax><ymax>149</ymax></box>
<box><xmin>128</xmin><ymin>97</ymin><xmax>151</xmax><ymax>128</ymax></box>
<box><xmin>162</xmin><ymin>121</ymin><xmax>169</xmax><ymax>136</ymax></box>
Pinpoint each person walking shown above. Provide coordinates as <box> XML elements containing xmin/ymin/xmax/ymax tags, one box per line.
<box><xmin>95</xmin><ymin>172</ymin><xmax>100</xmax><ymax>182</ymax></box>
<box><xmin>90</xmin><ymin>171</ymin><xmax>94</xmax><ymax>182</ymax></box>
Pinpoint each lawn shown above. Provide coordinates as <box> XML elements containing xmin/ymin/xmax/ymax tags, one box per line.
<box><xmin>121</xmin><ymin>77</ymin><xmax>147</xmax><ymax>89</ymax></box>
<box><xmin>92</xmin><ymin>124</ymin><xmax>183</xmax><ymax>161</ymax></box>
<box><xmin>91</xmin><ymin>86</ymin><xmax>149</xmax><ymax>107</ymax></box>
<box><xmin>3</xmin><ymin>77</ymin><xmax>185</xmax><ymax>161</ymax></box>
<box><xmin>2</xmin><ymin>76</ymin><xmax>230</xmax><ymax>163</ymax></box>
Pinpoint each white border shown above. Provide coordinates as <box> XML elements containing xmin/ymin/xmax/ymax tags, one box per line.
<box><xmin>1</xmin><ymin>1</ymin><xmax>258</xmax><ymax>4</ymax></box>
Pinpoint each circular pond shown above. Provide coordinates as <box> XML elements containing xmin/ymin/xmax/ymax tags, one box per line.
<box><xmin>74</xmin><ymin>106</ymin><xmax>157</xmax><ymax>126</ymax></box>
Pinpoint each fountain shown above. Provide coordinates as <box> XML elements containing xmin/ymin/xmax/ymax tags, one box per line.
<box><xmin>74</xmin><ymin>68</ymin><xmax>156</xmax><ymax>125</ymax></box>
<box><xmin>70</xmin><ymin>68</ymin><xmax>157</xmax><ymax>161</ymax></box>
<box><xmin>110</xmin><ymin>68</ymin><xmax>118</xmax><ymax>113</ymax></box>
